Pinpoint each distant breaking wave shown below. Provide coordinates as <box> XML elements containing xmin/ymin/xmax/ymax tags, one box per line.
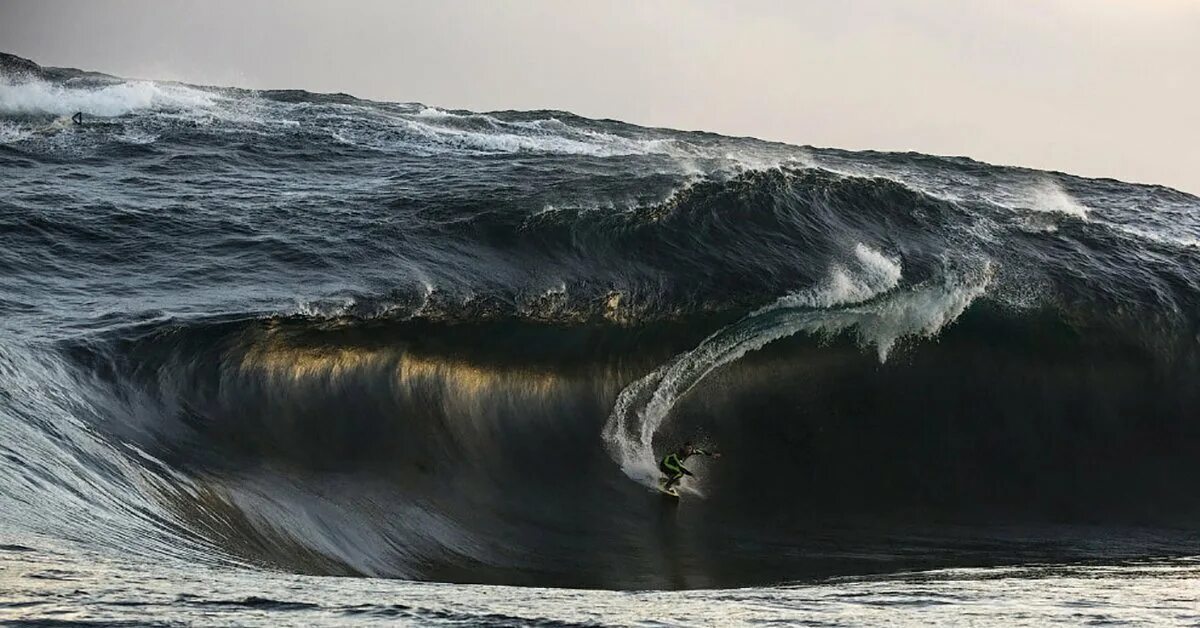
<box><xmin>2</xmin><ymin>52</ymin><xmax>1200</xmax><ymax>590</ymax></box>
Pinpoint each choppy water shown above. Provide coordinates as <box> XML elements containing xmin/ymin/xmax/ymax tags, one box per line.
<box><xmin>4</xmin><ymin>541</ymin><xmax>1199</xmax><ymax>626</ymax></box>
<box><xmin>2</xmin><ymin>51</ymin><xmax>1199</xmax><ymax>624</ymax></box>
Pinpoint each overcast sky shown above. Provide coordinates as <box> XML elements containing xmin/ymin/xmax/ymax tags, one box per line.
<box><xmin>3</xmin><ymin>0</ymin><xmax>1198</xmax><ymax>193</ymax></box>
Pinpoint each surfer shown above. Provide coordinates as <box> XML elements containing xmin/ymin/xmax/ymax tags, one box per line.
<box><xmin>72</xmin><ymin>112</ymin><xmax>83</xmax><ymax>125</ymax></box>
<box><xmin>659</xmin><ymin>442</ymin><xmax>720</xmax><ymax>492</ymax></box>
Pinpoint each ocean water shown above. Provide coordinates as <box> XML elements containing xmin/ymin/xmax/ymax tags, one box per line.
<box><xmin>2</xmin><ymin>51</ymin><xmax>1199</xmax><ymax>625</ymax></box>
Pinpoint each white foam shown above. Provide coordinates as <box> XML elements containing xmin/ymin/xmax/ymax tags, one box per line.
<box><xmin>724</xmin><ymin>149</ymin><xmax>815</xmax><ymax>174</ymax></box>
<box><xmin>603</xmin><ymin>250</ymin><xmax>991</xmax><ymax>489</ymax></box>
<box><xmin>116</xmin><ymin>128</ymin><xmax>160</xmax><ymax>145</ymax></box>
<box><xmin>389</xmin><ymin>108</ymin><xmax>803</xmax><ymax>171</ymax></box>
<box><xmin>292</xmin><ymin>297</ymin><xmax>358</xmax><ymax>318</ymax></box>
<box><xmin>414</xmin><ymin>106</ymin><xmax>457</xmax><ymax>119</ymax></box>
<box><xmin>394</xmin><ymin>114</ymin><xmax>679</xmax><ymax>158</ymax></box>
<box><xmin>1108</xmin><ymin>222</ymin><xmax>1200</xmax><ymax>250</ymax></box>
<box><xmin>1027</xmin><ymin>178</ymin><xmax>1089</xmax><ymax>219</ymax></box>
<box><xmin>0</xmin><ymin>120</ymin><xmax>31</xmax><ymax>143</ymax></box>
<box><xmin>775</xmin><ymin>243</ymin><xmax>902</xmax><ymax>309</ymax></box>
<box><xmin>0</xmin><ymin>78</ymin><xmax>215</xmax><ymax>117</ymax></box>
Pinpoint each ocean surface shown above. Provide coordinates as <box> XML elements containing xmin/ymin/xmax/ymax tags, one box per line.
<box><xmin>1</xmin><ymin>52</ymin><xmax>1199</xmax><ymax>625</ymax></box>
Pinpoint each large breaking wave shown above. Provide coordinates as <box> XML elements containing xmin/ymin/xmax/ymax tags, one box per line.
<box><xmin>2</xmin><ymin>52</ymin><xmax>1200</xmax><ymax>590</ymax></box>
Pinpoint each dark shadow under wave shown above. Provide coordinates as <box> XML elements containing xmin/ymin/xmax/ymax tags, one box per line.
<box><xmin>58</xmin><ymin>304</ymin><xmax>1200</xmax><ymax>589</ymax></box>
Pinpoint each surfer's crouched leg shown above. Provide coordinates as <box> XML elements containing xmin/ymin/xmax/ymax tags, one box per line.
<box><xmin>659</xmin><ymin>458</ymin><xmax>686</xmax><ymax>489</ymax></box>
<box><xmin>662</xmin><ymin>471</ymin><xmax>683</xmax><ymax>489</ymax></box>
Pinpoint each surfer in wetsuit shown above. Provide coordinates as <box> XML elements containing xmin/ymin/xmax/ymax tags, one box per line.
<box><xmin>72</xmin><ymin>112</ymin><xmax>83</xmax><ymax>125</ymax></box>
<box><xmin>659</xmin><ymin>442</ymin><xmax>720</xmax><ymax>491</ymax></box>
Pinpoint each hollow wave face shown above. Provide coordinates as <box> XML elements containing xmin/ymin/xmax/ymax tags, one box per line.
<box><xmin>3</xmin><ymin>54</ymin><xmax>1200</xmax><ymax>590</ymax></box>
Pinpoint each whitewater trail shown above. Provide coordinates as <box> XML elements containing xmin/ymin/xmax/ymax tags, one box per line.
<box><xmin>602</xmin><ymin>245</ymin><xmax>992</xmax><ymax>488</ymax></box>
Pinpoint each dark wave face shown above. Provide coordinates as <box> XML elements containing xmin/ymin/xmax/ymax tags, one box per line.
<box><xmin>2</xmin><ymin>53</ymin><xmax>1200</xmax><ymax>590</ymax></box>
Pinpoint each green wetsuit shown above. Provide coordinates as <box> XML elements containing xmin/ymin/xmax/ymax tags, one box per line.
<box><xmin>659</xmin><ymin>448</ymin><xmax>713</xmax><ymax>489</ymax></box>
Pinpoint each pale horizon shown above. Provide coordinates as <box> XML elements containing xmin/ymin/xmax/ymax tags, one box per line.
<box><xmin>2</xmin><ymin>0</ymin><xmax>1198</xmax><ymax>193</ymax></box>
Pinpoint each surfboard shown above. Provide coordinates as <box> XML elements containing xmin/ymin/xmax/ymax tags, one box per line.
<box><xmin>658</xmin><ymin>480</ymin><xmax>680</xmax><ymax>498</ymax></box>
